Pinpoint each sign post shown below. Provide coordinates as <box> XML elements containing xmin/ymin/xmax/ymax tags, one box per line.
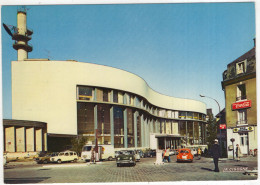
<box><xmin>230</xmin><ymin>138</ymin><xmax>235</xmax><ymax>160</ymax></box>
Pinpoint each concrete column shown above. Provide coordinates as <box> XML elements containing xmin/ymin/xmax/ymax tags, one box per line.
<box><xmin>110</xmin><ymin>90</ymin><xmax>114</xmax><ymax>103</ymax></box>
<box><xmin>44</xmin><ymin>131</ymin><xmax>48</xmax><ymax>151</ymax></box>
<box><xmin>134</xmin><ymin>111</ymin><xmax>138</xmax><ymax>148</ymax></box>
<box><xmin>123</xmin><ymin>108</ymin><xmax>128</xmax><ymax>148</ymax></box>
<box><xmin>141</xmin><ymin>114</ymin><xmax>144</xmax><ymax>147</ymax></box>
<box><xmin>94</xmin><ymin>104</ymin><xmax>98</xmax><ymax>145</ymax></box>
<box><xmin>94</xmin><ymin>88</ymin><xmax>97</xmax><ymax>101</ymax></box>
<box><xmin>110</xmin><ymin>106</ymin><xmax>114</xmax><ymax>146</ymax></box>
<box><xmin>151</xmin><ymin>119</ymin><xmax>154</xmax><ymax>133</ymax></box>
<box><xmin>16</xmin><ymin>127</ymin><xmax>25</xmax><ymax>152</ymax></box>
<box><xmin>35</xmin><ymin>128</ymin><xmax>43</xmax><ymax>151</ymax></box>
<box><xmin>186</xmin><ymin>121</ymin><xmax>188</xmax><ymax>145</ymax></box>
<box><xmin>193</xmin><ymin>122</ymin><xmax>195</xmax><ymax>145</ymax></box>
<box><xmin>5</xmin><ymin>127</ymin><xmax>15</xmax><ymax>152</ymax></box>
<box><xmin>26</xmin><ymin>127</ymin><xmax>35</xmax><ymax>151</ymax></box>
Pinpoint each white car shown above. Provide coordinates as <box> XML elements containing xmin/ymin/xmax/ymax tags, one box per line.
<box><xmin>50</xmin><ymin>151</ymin><xmax>78</xmax><ymax>164</ymax></box>
<box><xmin>134</xmin><ymin>150</ymin><xmax>141</xmax><ymax>162</ymax></box>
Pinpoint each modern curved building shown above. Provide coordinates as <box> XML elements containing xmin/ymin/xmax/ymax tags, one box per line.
<box><xmin>12</xmin><ymin>59</ymin><xmax>207</xmax><ymax>150</ymax></box>
<box><xmin>8</xmin><ymin>8</ymin><xmax>207</xmax><ymax>152</ymax></box>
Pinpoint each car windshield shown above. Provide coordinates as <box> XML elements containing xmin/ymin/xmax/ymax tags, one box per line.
<box><xmin>120</xmin><ymin>150</ymin><xmax>134</xmax><ymax>155</ymax></box>
<box><xmin>82</xmin><ymin>146</ymin><xmax>92</xmax><ymax>151</ymax></box>
<box><xmin>180</xmin><ymin>150</ymin><xmax>189</xmax><ymax>153</ymax></box>
<box><xmin>58</xmin><ymin>152</ymin><xmax>65</xmax><ymax>156</ymax></box>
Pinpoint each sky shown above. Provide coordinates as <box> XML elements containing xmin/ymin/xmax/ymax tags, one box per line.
<box><xmin>1</xmin><ymin>2</ymin><xmax>256</xmax><ymax>118</ymax></box>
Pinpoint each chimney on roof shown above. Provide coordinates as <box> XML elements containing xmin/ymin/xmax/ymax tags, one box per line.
<box><xmin>253</xmin><ymin>38</ymin><xmax>256</xmax><ymax>47</ymax></box>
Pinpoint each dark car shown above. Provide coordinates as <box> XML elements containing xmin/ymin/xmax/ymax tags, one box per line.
<box><xmin>35</xmin><ymin>152</ymin><xmax>59</xmax><ymax>164</ymax></box>
<box><xmin>144</xmin><ymin>149</ymin><xmax>156</xmax><ymax>157</ymax></box>
<box><xmin>116</xmin><ymin>150</ymin><xmax>136</xmax><ymax>167</ymax></box>
<box><xmin>137</xmin><ymin>150</ymin><xmax>144</xmax><ymax>158</ymax></box>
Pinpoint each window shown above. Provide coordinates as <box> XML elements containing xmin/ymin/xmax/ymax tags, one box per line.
<box><xmin>167</xmin><ymin>111</ymin><xmax>172</xmax><ymax>118</ymax></box>
<box><xmin>179</xmin><ymin>112</ymin><xmax>186</xmax><ymax>119</ymax></box>
<box><xmin>187</xmin><ymin>112</ymin><xmax>193</xmax><ymax>119</ymax></box>
<box><xmin>237</xmin><ymin>84</ymin><xmax>246</xmax><ymax>101</ymax></box>
<box><xmin>78</xmin><ymin>86</ymin><xmax>93</xmax><ymax>100</ymax></box>
<box><xmin>103</xmin><ymin>89</ymin><xmax>109</xmax><ymax>102</ymax></box>
<box><xmin>237</xmin><ymin>109</ymin><xmax>247</xmax><ymax>125</ymax></box>
<box><xmin>159</xmin><ymin>109</ymin><xmax>165</xmax><ymax>117</ymax></box>
<box><xmin>77</xmin><ymin>103</ymin><xmax>95</xmax><ymax>134</ymax></box>
<box><xmin>135</xmin><ymin>96</ymin><xmax>140</xmax><ymax>107</ymax></box>
<box><xmin>236</xmin><ymin>60</ymin><xmax>247</xmax><ymax>74</ymax></box>
<box><xmin>113</xmin><ymin>91</ymin><xmax>118</xmax><ymax>103</ymax></box>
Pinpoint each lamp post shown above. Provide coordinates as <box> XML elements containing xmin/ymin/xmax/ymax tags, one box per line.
<box><xmin>199</xmin><ymin>94</ymin><xmax>222</xmax><ymax>157</ymax></box>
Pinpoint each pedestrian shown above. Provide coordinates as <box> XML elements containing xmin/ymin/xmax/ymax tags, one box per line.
<box><xmin>91</xmin><ymin>148</ymin><xmax>96</xmax><ymax>164</ymax></box>
<box><xmin>235</xmin><ymin>144</ymin><xmax>242</xmax><ymax>161</ymax></box>
<box><xmin>204</xmin><ymin>148</ymin><xmax>208</xmax><ymax>157</ymax></box>
<box><xmin>163</xmin><ymin>148</ymin><xmax>170</xmax><ymax>162</ymax></box>
<box><xmin>210</xmin><ymin>139</ymin><xmax>221</xmax><ymax>172</ymax></box>
<box><xmin>197</xmin><ymin>148</ymin><xmax>202</xmax><ymax>160</ymax></box>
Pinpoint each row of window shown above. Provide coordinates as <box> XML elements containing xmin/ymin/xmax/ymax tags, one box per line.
<box><xmin>77</xmin><ymin>102</ymin><xmax>206</xmax><ymax>147</ymax></box>
<box><xmin>77</xmin><ymin>86</ymin><xmax>206</xmax><ymax>121</ymax></box>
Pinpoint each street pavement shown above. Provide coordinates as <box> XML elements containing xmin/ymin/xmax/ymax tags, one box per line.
<box><xmin>3</xmin><ymin>155</ymin><xmax>258</xmax><ymax>183</ymax></box>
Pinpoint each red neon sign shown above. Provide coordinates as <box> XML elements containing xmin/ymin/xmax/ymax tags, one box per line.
<box><xmin>232</xmin><ymin>100</ymin><xmax>251</xmax><ymax>110</ymax></box>
<box><xmin>219</xmin><ymin>124</ymin><xmax>226</xmax><ymax>129</ymax></box>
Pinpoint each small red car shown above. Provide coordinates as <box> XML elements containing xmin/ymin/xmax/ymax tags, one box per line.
<box><xmin>177</xmin><ymin>149</ymin><xmax>193</xmax><ymax>162</ymax></box>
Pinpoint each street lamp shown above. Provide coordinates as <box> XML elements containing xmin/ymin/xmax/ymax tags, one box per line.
<box><xmin>199</xmin><ymin>94</ymin><xmax>220</xmax><ymax>113</ymax></box>
<box><xmin>200</xmin><ymin>94</ymin><xmax>222</xmax><ymax>157</ymax></box>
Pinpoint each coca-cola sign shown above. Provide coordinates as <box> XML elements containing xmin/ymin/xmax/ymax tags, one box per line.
<box><xmin>232</xmin><ymin>100</ymin><xmax>251</xmax><ymax>110</ymax></box>
<box><xmin>219</xmin><ymin>124</ymin><xmax>226</xmax><ymax>129</ymax></box>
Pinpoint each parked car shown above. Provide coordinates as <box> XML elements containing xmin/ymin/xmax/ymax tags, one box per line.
<box><xmin>169</xmin><ymin>149</ymin><xmax>175</xmax><ymax>156</ymax></box>
<box><xmin>50</xmin><ymin>151</ymin><xmax>78</xmax><ymax>164</ymax></box>
<box><xmin>81</xmin><ymin>145</ymin><xmax>115</xmax><ymax>162</ymax></box>
<box><xmin>134</xmin><ymin>150</ymin><xmax>141</xmax><ymax>162</ymax></box>
<box><xmin>115</xmin><ymin>151</ymin><xmax>121</xmax><ymax>158</ymax></box>
<box><xmin>144</xmin><ymin>149</ymin><xmax>156</xmax><ymax>157</ymax></box>
<box><xmin>35</xmin><ymin>152</ymin><xmax>59</xmax><ymax>164</ymax></box>
<box><xmin>177</xmin><ymin>149</ymin><xmax>193</xmax><ymax>162</ymax></box>
<box><xmin>137</xmin><ymin>150</ymin><xmax>144</xmax><ymax>158</ymax></box>
<box><xmin>116</xmin><ymin>150</ymin><xmax>136</xmax><ymax>167</ymax></box>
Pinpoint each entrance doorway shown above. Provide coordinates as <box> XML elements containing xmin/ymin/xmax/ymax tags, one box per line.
<box><xmin>239</xmin><ymin>133</ymin><xmax>249</xmax><ymax>155</ymax></box>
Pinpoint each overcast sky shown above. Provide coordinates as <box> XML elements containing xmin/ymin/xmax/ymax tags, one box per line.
<box><xmin>1</xmin><ymin>2</ymin><xmax>256</xmax><ymax>118</ymax></box>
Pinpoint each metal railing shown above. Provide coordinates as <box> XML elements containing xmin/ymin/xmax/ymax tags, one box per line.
<box><xmin>236</xmin><ymin>95</ymin><xmax>247</xmax><ymax>101</ymax></box>
<box><xmin>237</xmin><ymin>120</ymin><xmax>248</xmax><ymax>125</ymax></box>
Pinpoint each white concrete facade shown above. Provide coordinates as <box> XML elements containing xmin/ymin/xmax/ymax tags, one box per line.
<box><xmin>12</xmin><ymin>60</ymin><xmax>206</xmax><ymax>136</ymax></box>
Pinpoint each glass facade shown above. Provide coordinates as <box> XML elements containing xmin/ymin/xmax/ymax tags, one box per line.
<box><xmin>76</xmin><ymin>86</ymin><xmax>207</xmax><ymax>149</ymax></box>
<box><xmin>114</xmin><ymin>106</ymin><xmax>124</xmax><ymax>148</ymax></box>
<box><xmin>77</xmin><ymin>102</ymin><xmax>94</xmax><ymax>134</ymax></box>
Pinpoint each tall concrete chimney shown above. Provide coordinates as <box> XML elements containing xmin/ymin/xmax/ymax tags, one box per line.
<box><xmin>12</xmin><ymin>7</ymin><xmax>33</xmax><ymax>60</ymax></box>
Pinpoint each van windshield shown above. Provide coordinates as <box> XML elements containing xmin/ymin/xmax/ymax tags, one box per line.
<box><xmin>82</xmin><ymin>146</ymin><xmax>92</xmax><ymax>151</ymax></box>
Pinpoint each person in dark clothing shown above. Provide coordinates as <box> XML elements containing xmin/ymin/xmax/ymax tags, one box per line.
<box><xmin>210</xmin><ymin>139</ymin><xmax>221</xmax><ymax>172</ymax></box>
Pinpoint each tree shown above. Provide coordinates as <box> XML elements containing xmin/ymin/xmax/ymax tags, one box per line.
<box><xmin>70</xmin><ymin>136</ymin><xmax>88</xmax><ymax>156</ymax></box>
<box><xmin>206</xmin><ymin>113</ymin><xmax>217</xmax><ymax>150</ymax></box>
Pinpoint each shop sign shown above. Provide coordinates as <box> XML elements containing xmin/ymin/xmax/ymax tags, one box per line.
<box><xmin>233</xmin><ymin>126</ymin><xmax>253</xmax><ymax>133</ymax></box>
<box><xmin>232</xmin><ymin>100</ymin><xmax>251</xmax><ymax>110</ymax></box>
<box><xmin>219</xmin><ymin>124</ymin><xmax>226</xmax><ymax>129</ymax></box>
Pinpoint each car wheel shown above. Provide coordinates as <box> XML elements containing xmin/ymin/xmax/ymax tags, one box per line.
<box><xmin>57</xmin><ymin>159</ymin><xmax>62</xmax><ymax>164</ymax></box>
<box><xmin>73</xmin><ymin>159</ymin><xmax>77</xmax><ymax>163</ymax></box>
<box><xmin>43</xmin><ymin>160</ymin><xmax>48</xmax><ymax>164</ymax></box>
<box><xmin>108</xmin><ymin>156</ymin><xmax>113</xmax><ymax>161</ymax></box>
<box><xmin>117</xmin><ymin>163</ymin><xmax>120</xmax><ymax>167</ymax></box>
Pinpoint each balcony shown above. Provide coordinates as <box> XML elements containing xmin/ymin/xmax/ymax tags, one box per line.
<box><xmin>236</xmin><ymin>95</ymin><xmax>247</xmax><ymax>101</ymax></box>
<box><xmin>236</xmin><ymin>120</ymin><xmax>248</xmax><ymax>125</ymax></box>
<box><xmin>13</xmin><ymin>41</ymin><xmax>33</xmax><ymax>52</ymax></box>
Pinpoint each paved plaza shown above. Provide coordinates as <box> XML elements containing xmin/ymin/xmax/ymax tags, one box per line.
<box><xmin>3</xmin><ymin>156</ymin><xmax>258</xmax><ymax>183</ymax></box>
